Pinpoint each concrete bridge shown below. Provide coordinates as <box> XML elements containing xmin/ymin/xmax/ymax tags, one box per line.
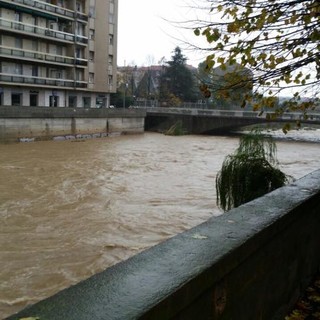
<box><xmin>1</xmin><ymin>106</ymin><xmax>319</xmax><ymax>141</ymax></box>
<box><xmin>144</xmin><ymin>107</ymin><xmax>320</xmax><ymax>134</ymax></box>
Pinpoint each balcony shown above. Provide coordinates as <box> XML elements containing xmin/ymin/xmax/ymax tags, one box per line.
<box><xmin>0</xmin><ymin>17</ymin><xmax>88</xmax><ymax>44</ymax></box>
<box><xmin>0</xmin><ymin>72</ymin><xmax>88</xmax><ymax>88</ymax></box>
<box><xmin>0</xmin><ymin>46</ymin><xmax>88</xmax><ymax>66</ymax></box>
<box><xmin>0</xmin><ymin>0</ymin><xmax>88</xmax><ymax>22</ymax></box>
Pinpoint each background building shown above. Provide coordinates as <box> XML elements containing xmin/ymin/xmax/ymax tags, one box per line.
<box><xmin>0</xmin><ymin>0</ymin><xmax>118</xmax><ymax>108</ymax></box>
<box><xmin>116</xmin><ymin>63</ymin><xmax>201</xmax><ymax>108</ymax></box>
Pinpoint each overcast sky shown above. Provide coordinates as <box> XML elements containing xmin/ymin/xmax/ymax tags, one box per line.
<box><xmin>117</xmin><ymin>0</ymin><xmax>209</xmax><ymax>67</ymax></box>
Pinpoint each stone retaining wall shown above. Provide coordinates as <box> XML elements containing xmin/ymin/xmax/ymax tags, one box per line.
<box><xmin>0</xmin><ymin>106</ymin><xmax>146</xmax><ymax>142</ymax></box>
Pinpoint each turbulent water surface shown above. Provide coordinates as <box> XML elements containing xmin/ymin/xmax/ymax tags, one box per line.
<box><xmin>0</xmin><ymin>131</ymin><xmax>319</xmax><ymax>318</ymax></box>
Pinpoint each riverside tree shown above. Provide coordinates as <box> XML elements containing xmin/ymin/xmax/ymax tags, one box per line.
<box><xmin>216</xmin><ymin>130</ymin><xmax>290</xmax><ymax>211</ymax></box>
<box><xmin>193</xmin><ymin>0</ymin><xmax>320</xmax><ymax>117</ymax></box>
<box><xmin>159</xmin><ymin>47</ymin><xmax>199</xmax><ymax>106</ymax></box>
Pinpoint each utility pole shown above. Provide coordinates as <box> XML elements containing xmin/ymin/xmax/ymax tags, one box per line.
<box><xmin>123</xmin><ymin>83</ymin><xmax>128</xmax><ymax>109</ymax></box>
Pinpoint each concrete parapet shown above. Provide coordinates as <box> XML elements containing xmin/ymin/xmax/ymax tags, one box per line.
<box><xmin>6</xmin><ymin>170</ymin><xmax>320</xmax><ymax>319</ymax></box>
<box><xmin>0</xmin><ymin>106</ymin><xmax>146</xmax><ymax>119</ymax></box>
<box><xmin>145</xmin><ymin>108</ymin><xmax>320</xmax><ymax>134</ymax></box>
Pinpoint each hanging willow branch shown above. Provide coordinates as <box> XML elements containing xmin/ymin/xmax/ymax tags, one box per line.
<box><xmin>236</xmin><ymin>129</ymin><xmax>278</xmax><ymax>164</ymax></box>
<box><xmin>216</xmin><ymin>129</ymin><xmax>290</xmax><ymax>211</ymax></box>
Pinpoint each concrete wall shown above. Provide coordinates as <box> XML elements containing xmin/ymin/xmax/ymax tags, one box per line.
<box><xmin>0</xmin><ymin>106</ymin><xmax>146</xmax><ymax>142</ymax></box>
<box><xmin>6</xmin><ymin>170</ymin><xmax>320</xmax><ymax>320</ymax></box>
<box><xmin>145</xmin><ymin>108</ymin><xmax>320</xmax><ymax>134</ymax></box>
<box><xmin>145</xmin><ymin>112</ymin><xmax>266</xmax><ymax>134</ymax></box>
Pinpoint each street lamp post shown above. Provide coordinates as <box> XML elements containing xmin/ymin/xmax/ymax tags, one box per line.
<box><xmin>123</xmin><ymin>83</ymin><xmax>128</xmax><ymax>109</ymax></box>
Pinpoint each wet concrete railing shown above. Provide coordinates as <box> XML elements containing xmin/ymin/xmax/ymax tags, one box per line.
<box><xmin>6</xmin><ymin>170</ymin><xmax>320</xmax><ymax>320</ymax></box>
<box><xmin>144</xmin><ymin>108</ymin><xmax>320</xmax><ymax>134</ymax></box>
<box><xmin>0</xmin><ymin>105</ymin><xmax>146</xmax><ymax>119</ymax></box>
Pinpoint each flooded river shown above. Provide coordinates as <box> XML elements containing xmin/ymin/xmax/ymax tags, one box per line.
<box><xmin>1</xmin><ymin>131</ymin><xmax>319</xmax><ymax>318</ymax></box>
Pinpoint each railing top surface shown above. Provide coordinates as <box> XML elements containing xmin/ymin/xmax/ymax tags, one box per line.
<box><xmin>143</xmin><ymin>107</ymin><xmax>320</xmax><ymax>122</ymax></box>
<box><xmin>0</xmin><ymin>106</ymin><xmax>147</xmax><ymax>118</ymax></box>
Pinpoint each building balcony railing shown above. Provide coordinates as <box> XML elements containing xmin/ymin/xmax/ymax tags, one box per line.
<box><xmin>0</xmin><ymin>73</ymin><xmax>88</xmax><ymax>88</ymax></box>
<box><xmin>0</xmin><ymin>46</ymin><xmax>88</xmax><ymax>66</ymax></box>
<box><xmin>0</xmin><ymin>17</ymin><xmax>88</xmax><ymax>44</ymax></box>
<box><xmin>0</xmin><ymin>0</ymin><xmax>88</xmax><ymax>22</ymax></box>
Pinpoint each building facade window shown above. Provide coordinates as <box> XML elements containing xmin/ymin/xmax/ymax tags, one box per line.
<box><xmin>50</xmin><ymin>69</ymin><xmax>62</xmax><ymax>79</ymax></box>
<box><xmin>96</xmin><ymin>96</ymin><xmax>106</xmax><ymax>108</ymax></box>
<box><xmin>76</xmin><ymin>1</ymin><xmax>83</xmax><ymax>12</ymax></box>
<box><xmin>89</xmin><ymin>6</ymin><xmax>95</xmax><ymax>18</ymax></box>
<box><xmin>29</xmin><ymin>91</ymin><xmax>38</xmax><ymax>107</ymax></box>
<box><xmin>32</xmin><ymin>66</ymin><xmax>38</xmax><ymax>77</ymax></box>
<box><xmin>32</xmin><ymin>16</ymin><xmax>38</xmax><ymax>32</ymax></box>
<box><xmin>15</xmin><ymin>38</ymin><xmax>22</xmax><ymax>49</ymax></box>
<box><xmin>57</xmin><ymin>0</ymin><xmax>65</xmax><ymax>7</ymax></box>
<box><xmin>76</xmin><ymin>69</ymin><xmax>83</xmax><ymax>81</ymax></box>
<box><xmin>83</xmin><ymin>97</ymin><xmax>91</xmax><ymax>108</ymax></box>
<box><xmin>14</xmin><ymin>11</ymin><xmax>22</xmax><ymax>30</ymax></box>
<box><xmin>69</xmin><ymin>96</ymin><xmax>77</xmax><ymax>107</ymax></box>
<box><xmin>49</xmin><ymin>21</ymin><xmax>57</xmax><ymax>30</ymax></box>
<box><xmin>76</xmin><ymin>22</ymin><xmax>84</xmax><ymax>36</ymax></box>
<box><xmin>89</xmin><ymin>29</ymin><xmax>95</xmax><ymax>40</ymax></box>
<box><xmin>14</xmin><ymin>11</ymin><xmax>22</xmax><ymax>22</ymax></box>
<box><xmin>110</xmin><ymin>2</ymin><xmax>114</xmax><ymax>14</ymax></box>
<box><xmin>15</xmin><ymin>64</ymin><xmax>22</xmax><ymax>75</ymax></box>
<box><xmin>109</xmin><ymin>34</ymin><xmax>114</xmax><ymax>45</ymax></box>
<box><xmin>76</xmin><ymin>48</ymin><xmax>81</xmax><ymax>58</ymax></box>
<box><xmin>49</xmin><ymin>95</ymin><xmax>59</xmax><ymax>107</ymax></box>
<box><xmin>89</xmin><ymin>72</ymin><xmax>94</xmax><ymax>83</ymax></box>
<box><xmin>12</xmin><ymin>93</ymin><xmax>22</xmax><ymax>106</ymax></box>
<box><xmin>56</xmin><ymin>45</ymin><xmax>63</xmax><ymax>56</ymax></box>
<box><xmin>108</xmin><ymin>55</ymin><xmax>113</xmax><ymax>65</ymax></box>
<box><xmin>32</xmin><ymin>40</ymin><xmax>38</xmax><ymax>51</ymax></box>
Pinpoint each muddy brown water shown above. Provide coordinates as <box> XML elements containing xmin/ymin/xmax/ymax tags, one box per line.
<box><xmin>1</xmin><ymin>132</ymin><xmax>319</xmax><ymax>318</ymax></box>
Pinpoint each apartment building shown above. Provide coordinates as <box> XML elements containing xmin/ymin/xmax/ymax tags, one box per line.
<box><xmin>0</xmin><ymin>0</ymin><xmax>117</xmax><ymax>108</ymax></box>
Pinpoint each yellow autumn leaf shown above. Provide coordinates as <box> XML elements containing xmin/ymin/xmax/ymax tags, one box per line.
<box><xmin>309</xmin><ymin>295</ymin><xmax>320</xmax><ymax>303</ymax></box>
<box><xmin>217</xmin><ymin>5</ymin><xmax>223</xmax><ymax>12</ymax></box>
<box><xmin>253</xmin><ymin>104</ymin><xmax>260</xmax><ymax>111</ymax></box>
<box><xmin>227</xmin><ymin>22</ymin><xmax>239</xmax><ymax>33</ymax></box>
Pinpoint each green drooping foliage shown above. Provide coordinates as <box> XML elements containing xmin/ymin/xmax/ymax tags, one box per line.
<box><xmin>193</xmin><ymin>0</ymin><xmax>319</xmax><ymax>113</ymax></box>
<box><xmin>216</xmin><ymin>130</ymin><xmax>289</xmax><ymax>211</ymax></box>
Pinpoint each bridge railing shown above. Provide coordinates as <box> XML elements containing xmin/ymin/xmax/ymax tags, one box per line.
<box><xmin>143</xmin><ymin>107</ymin><xmax>320</xmax><ymax>123</ymax></box>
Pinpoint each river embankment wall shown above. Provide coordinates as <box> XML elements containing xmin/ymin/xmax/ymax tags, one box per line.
<box><xmin>0</xmin><ymin>106</ymin><xmax>146</xmax><ymax>142</ymax></box>
<box><xmin>6</xmin><ymin>169</ymin><xmax>320</xmax><ymax>320</ymax></box>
